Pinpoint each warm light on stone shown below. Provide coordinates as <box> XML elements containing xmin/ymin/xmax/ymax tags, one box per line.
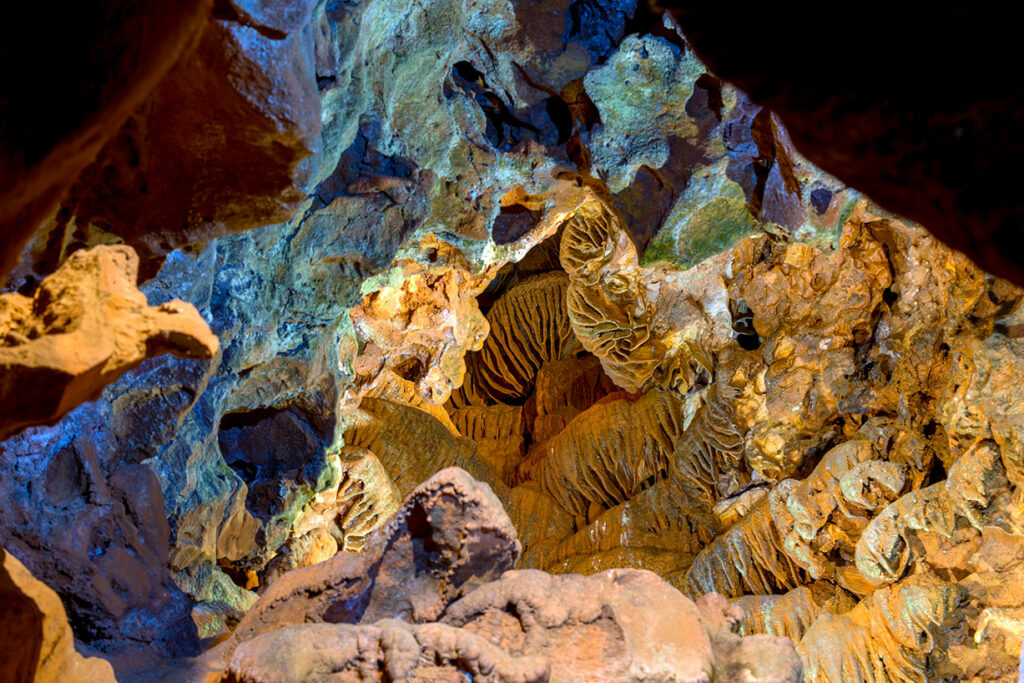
<box><xmin>2</xmin><ymin>0</ymin><xmax>1023</xmax><ymax>681</ymax></box>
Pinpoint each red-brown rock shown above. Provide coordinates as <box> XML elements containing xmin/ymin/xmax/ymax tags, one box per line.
<box><xmin>0</xmin><ymin>0</ymin><xmax>210</xmax><ymax>280</ymax></box>
<box><xmin>214</xmin><ymin>467</ymin><xmax>520</xmax><ymax>658</ymax></box>
<box><xmin>1</xmin><ymin>547</ymin><xmax>116</xmax><ymax>683</ymax></box>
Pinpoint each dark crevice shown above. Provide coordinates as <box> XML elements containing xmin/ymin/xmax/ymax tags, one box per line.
<box><xmin>622</xmin><ymin>0</ymin><xmax>686</xmax><ymax>53</ymax></box>
<box><xmin>492</xmin><ymin>202</ymin><xmax>541</xmax><ymax>245</ymax></box>
<box><xmin>564</xmin><ymin>0</ymin><xmax>639</xmax><ymax>63</ymax></box>
<box><xmin>810</xmin><ymin>187</ymin><xmax>833</xmax><ymax>215</ymax></box>
<box><xmin>451</xmin><ymin>61</ymin><xmax>540</xmax><ymax>150</ymax></box>
<box><xmin>211</xmin><ymin>0</ymin><xmax>289</xmax><ymax>40</ymax></box>
<box><xmin>729</xmin><ymin>298</ymin><xmax>761</xmax><ymax>350</ymax></box>
<box><xmin>688</xmin><ymin>74</ymin><xmax>723</xmax><ymax>121</ymax></box>
<box><xmin>545</xmin><ymin>96</ymin><xmax>574</xmax><ymax>145</ymax></box>
<box><xmin>218</xmin><ymin>404</ymin><xmax>334</xmax><ymax>522</ymax></box>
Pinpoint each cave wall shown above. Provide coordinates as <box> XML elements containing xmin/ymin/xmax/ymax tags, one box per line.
<box><xmin>2</xmin><ymin>0</ymin><xmax>1023</xmax><ymax>680</ymax></box>
<box><xmin>2</xmin><ymin>0</ymin><xmax>857</xmax><ymax>657</ymax></box>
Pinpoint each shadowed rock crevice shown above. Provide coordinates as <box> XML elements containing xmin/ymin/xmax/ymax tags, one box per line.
<box><xmin>218</xmin><ymin>404</ymin><xmax>334</xmax><ymax>522</ymax></box>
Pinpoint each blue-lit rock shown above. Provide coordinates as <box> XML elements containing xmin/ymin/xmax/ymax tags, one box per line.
<box><xmin>0</xmin><ymin>0</ymin><xmax>858</xmax><ymax>661</ymax></box>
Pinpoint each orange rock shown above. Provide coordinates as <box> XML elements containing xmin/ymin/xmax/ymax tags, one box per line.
<box><xmin>1</xmin><ymin>548</ymin><xmax>115</xmax><ymax>683</ymax></box>
<box><xmin>0</xmin><ymin>245</ymin><xmax>218</xmax><ymax>440</ymax></box>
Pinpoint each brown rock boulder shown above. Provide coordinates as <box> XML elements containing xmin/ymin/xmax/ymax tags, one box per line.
<box><xmin>442</xmin><ymin>568</ymin><xmax>716</xmax><ymax>682</ymax></box>
<box><xmin>206</xmin><ymin>468</ymin><xmax>800</xmax><ymax>682</ymax></box>
<box><xmin>216</xmin><ymin>467</ymin><xmax>520</xmax><ymax>658</ymax></box>
<box><xmin>0</xmin><ymin>244</ymin><xmax>218</xmax><ymax>440</ymax></box>
<box><xmin>225</xmin><ymin>620</ymin><xmax>548</xmax><ymax>683</ymax></box>
<box><xmin>24</xmin><ymin>6</ymin><xmax>321</xmax><ymax>281</ymax></box>
<box><xmin>1</xmin><ymin>547</ymin><xmax>115</xmax><ymax>683</ymax></box>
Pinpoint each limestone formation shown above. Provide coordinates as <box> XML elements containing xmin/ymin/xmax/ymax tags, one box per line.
<box><xmin>732</xmin><ymin>584</ymin><xmax>854</xmax><ymax>643</ymax></box>
<box><xmin>530</xmin><ymin>355</ymin><xmax>618</xmax><ymax>445</ymax></box>
<box><xmin>673</xmin><ymin>377</ymin><xmax>749</xmax><ymax>539</ymax></box>
<box><xmin>3</xmin><ymin>0</ymin><xmax>1024</xmax><ymax>679</ymax></box>
<box><xmin>449</xmin><ymin>403</ymin><xmax>525</xmax><ymax>482</ymax></box>
<box><xmin>223</xmin><ymin>620</ymin><xmax>551</xmax><ymax>682</ymax></box>
<box><xmin>212</xmin><ymin>468</ymin><xmax>520</xmax><ymax>661</ymax></box>
<box><xmin>343</xmin><ymin>397</ymin><xmax>505</xmax><ymax>499</ymax></box>
<box><xmin>0</xmin><ymin>244</ymin><xmax>218</xmax><ymax>440</ymax></box>
<box><xmin>681</xmin><ymin>492</ymin><xmax>806</xmax><ymax>600</ymax></box>
<box><xmin>348</xmin><ymin>261</ymin><xmax>492</xmax><ymax>410</ymax></box>
<box><xmin>286</xmin><ymin>447</ymin><xmax>400</xmax><ymax>559</ymax></box>
<box><xmin>452</xmin><ymin>196</ymin><xmax>1024</xmax><ymax>680</ymax></box>
<box><xmin>523</xmin><ymin>475</ymin><xmax>699</xmax><ymax>577</ymax></box>
<box><xmin>222</xmin><ymin>570</ymin><xmax>801</xmax><ymax>683</ymax></box>
<box><xmin>453</xmin><ymin>271</ymin><xmax>578</xmax><ymax>406</ymax></box>
<box><xmin>528</xmin><ymin>388</ymin><xmax>684</xmax><ymax>524</ymax></box>
<box><xmin>560</xmin><ymin>197</ymin><xmax>667</xmax><ymax>393</ymax></box>
<box><xmin>208</xmin><ymin>469</ymin><xmax>800</xmax><ymax>682</ymax></box>
<box><xmin>797</xmin><ymin>574</ymin><xmax>966</xmax><ymax>682</ymax></box>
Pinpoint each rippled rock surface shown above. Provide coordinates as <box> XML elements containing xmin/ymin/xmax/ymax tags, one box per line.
<box><xmin>2</xmin><ymin>0</ymin><xmax>1023</xmax><ymax>680</ymax></box>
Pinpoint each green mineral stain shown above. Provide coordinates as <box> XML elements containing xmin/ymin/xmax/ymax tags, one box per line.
<box><xmin>641</xmin><ymin>231</ymin><xmax>683</xmax><ymax>267</ymax></box>
<box><xmin>835</xmin><ymin>193</ymin><xmax>861</xmax><ymax>238</ymax></box>
<box><xmin>675</xmin><ymin>198</ymin><xmax>759</xmax><ymax>267</ymax></box>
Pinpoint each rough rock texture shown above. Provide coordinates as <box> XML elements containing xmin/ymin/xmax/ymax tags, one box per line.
<box><xmin>4</xmin><ymin>3</ymin><xmax>774</xmax><ymax>656</ymax></box>
<box><xmin>0</xmin><ymin>0</ymin><xmax>209</xmax><ymax>279</ymax></box>
<box><xmin>433</xmin><ymin>192</ymin><xmax>1024</xmax><ymax>681</ymax></box>
<box><xmin>0</xmin><ymin>431</ymin><xmax>203</xmax><ymax>656</ymax></box>
<box><xmin>7</xmin><ymin>0</ymin><xmax>322</xmax><ymax>284</ymax></box>
<box><xmin>207</xmin><ymin>468</ymin><xmax>800</xmax><ymax>682</ymax></box>
<box><xmin>797</xmin><ymin>574</ymin><xmax>966</xmax><ymax>683</ymax></box>
<box><xmin>3</xmin><ymin>0</ymin><xmax>1024</xmax><ymax>679</ymax></box>
<box><xmin>663</xmin><ymin>4</ymin><xmax>1024</xmax><ymax>286</ymax></box>
<box><xmin>220</xmin><ymin>573</ymin><xmax>800</xmax><ymax>683</ymax></box>
<box><xmin>0</xmin><ymin>244</ymin><xmax>218</xmax><ymax>440</ymax></box>
<box><xmin>1</xmin><ymin>548</ymin><xmax>115</xmax><ymax>683</ymax></box>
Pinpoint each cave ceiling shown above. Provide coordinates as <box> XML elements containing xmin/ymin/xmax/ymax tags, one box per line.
<box><xmin>2</xmin><ymin>1</ymin><xmax>1023</xmax><ymax>681</ymax></box>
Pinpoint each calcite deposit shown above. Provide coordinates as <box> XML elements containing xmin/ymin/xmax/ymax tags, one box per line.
<box><xmin>420</xmin><ymin>188</ymin><xmax>1024</xmax><ymax>681</ymax></box>
<box><xmin>200</xmin><ymin>469</ymin><xmax>799</xmax><ymax>683</ymax></box>
<box><xmin>2</xmin><ymin>0</ymin><xmax>1022</xmax><ymax>681</ymax></box>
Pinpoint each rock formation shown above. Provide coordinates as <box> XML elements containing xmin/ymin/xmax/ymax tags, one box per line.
<box><xmin>0</xmin><ymin>244</ymin><xmax>218</xmax><ymax>440</ymax></box>
<box><xmin>662</xmin><ymin>3</ymin><xmax>1024</xmax><ymax>286</ymax></box>
<box><xmin>1</xmin><ymin>548</ymin><xmax>115</xmax><ymax>683</ymax></box>
<box><xmin>202</xmin><ymin>468</ymin><xmax>801</xmax><ymax>683</ymax></box>
<box><xmin>2</xmin><ymin>0</ymin><xmax>1023</xmax><ymax>680</ymax></box>
<box><xmin>0</xmin><ymin>0</ymin><xmax>210</xmax><ymax>279</ymax></box>
<box><xmin>431</xmin><ymin>192</ymin><xmax>1024</xmax><ymax>681</ymax></box>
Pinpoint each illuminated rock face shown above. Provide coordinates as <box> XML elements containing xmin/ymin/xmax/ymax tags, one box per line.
<box><xmin>2</xmin><ymin>0</ymin><xmax>1024</xmax><ymax>680</ymax></box>
<box><xmin>200</xmin><ymin>468</ymin><xmax>801</xmax><ymax>683</ymax></box>
<box><xmin>425</xmin><ymin>191</ymin><xmax>1024</xmax><ymax>681</ymax></box>
<box><xmin>1</xmin><ymin>549</ymin><xmax>116</xmax><ymax>683</ymax></box>
<box><xmin>0</xmin><ymin>245</ymin><xmax>218</xmax><ymax>441</ymax></box>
